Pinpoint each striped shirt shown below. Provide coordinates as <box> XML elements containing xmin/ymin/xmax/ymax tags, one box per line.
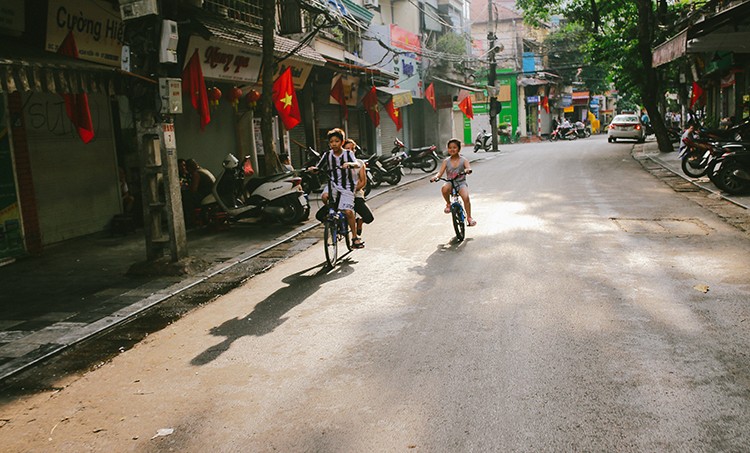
<box><xmin>317</xmin><ymin>149</ymin><xmax>357</xmax><ymax>191</ymax></box>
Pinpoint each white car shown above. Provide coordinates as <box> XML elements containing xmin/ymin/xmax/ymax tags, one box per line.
<box><xmin>607</xmin><ymin>114</ymin><xmax>646</xmax><ymax>143</ymax></box>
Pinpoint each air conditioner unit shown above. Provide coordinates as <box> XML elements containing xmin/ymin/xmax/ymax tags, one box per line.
<box><xmin>363</xmin><ymin>0</ymin><xmax>379</xmax><ymax>9</ymax></box>
<box><xmin>119</xmin><ymin>0</ymin><xmax>158</xmax><ymax>20</ymax></box>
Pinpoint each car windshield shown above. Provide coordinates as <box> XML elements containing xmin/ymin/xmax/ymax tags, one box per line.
<box><xmin>613</xmin><ymin>115</ymin><xmax>639</xmax><ymax>123</ymax></box>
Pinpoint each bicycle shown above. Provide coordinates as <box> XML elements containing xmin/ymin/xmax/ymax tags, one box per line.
<box><xmin>432</xmin><ymin>171</ymin><xmax>470</xmax><ymax>241</ymax></box>
<box><xmin>315</xmin><ymin>166</ymin><xmax>357</xmax><ymax>267</ymax></box>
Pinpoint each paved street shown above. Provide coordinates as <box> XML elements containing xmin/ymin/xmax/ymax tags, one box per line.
<box><xmin>2</xmin><ymin>135</ymin><xmax>750</xmax><ymax>451</ymax></box>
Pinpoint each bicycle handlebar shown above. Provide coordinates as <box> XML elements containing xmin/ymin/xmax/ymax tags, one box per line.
<box><xmin>430</xmin><ymin>170</ymin><xmax>471</xmax><ymax>183</ymax></box>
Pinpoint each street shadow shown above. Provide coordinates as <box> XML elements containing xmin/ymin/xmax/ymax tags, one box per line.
<box><xmin>191</xmin><ymin>260</ymin><xmax>354</xmax><ymax>366</ymax></box>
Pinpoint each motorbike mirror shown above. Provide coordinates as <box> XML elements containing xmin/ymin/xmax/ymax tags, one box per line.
<box><xmin>222</xmin><ymin>153</ymin><xmax>239</xmax><ymax>169</ymax></box>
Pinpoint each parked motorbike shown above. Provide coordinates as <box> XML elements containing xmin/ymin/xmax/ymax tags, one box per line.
<box><xmin>710</xmin><ymin>143</ymin><xmax>750</xmax><ymax>195</ymax></box>
<box><xmin>574</xmin><ymin>121</ymin><xmax>591</xmax><ymax>138</ymax></box>
<box><xmin>199</xmin><ymin>153</ymin><xmax>310</xmax><ymax>225</ymax></box>
<box><xmin>549</xmin><ymin>125</ymin><xmax>578</xmax><ymax>141</ymax></box>
<box><xmin>474</xmin><ymin>130</ymin><xmax>496</xmax><ymax>152</ymax></box>
<box><xmin>391</xmin><ymin>139</ymin><xmax>440</xmax><ymax>172</ymax></box>
<box><xmin>367</xmin><ymin>152</ymin><xmax>403</xmax><ymax>186</ymax></box>
<box><xmin>299</xmin><ymin>147</ymin><xmax>325</xmax><ymax>195</ymax></box>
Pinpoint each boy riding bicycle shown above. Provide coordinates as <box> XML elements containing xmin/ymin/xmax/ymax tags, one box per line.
<box><xmin>309</xmin><ymin>128</ymin><xmax>364</xmax><ymax>248</ymax></box>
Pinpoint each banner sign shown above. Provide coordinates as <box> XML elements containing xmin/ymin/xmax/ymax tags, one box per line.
<box><xmin>185</xmin><ymin>36</ymin><xmax>262</xmax><ymax>83</ymax></box>
<box><xmin>526</xmin><ymin>96</ymin><xmax>539</xmax><ymax>104</ymax></box>
<box><xmin>46</xmin><ymin>0</ymin><xmax>123</xmax><ymax>67</ymax></box>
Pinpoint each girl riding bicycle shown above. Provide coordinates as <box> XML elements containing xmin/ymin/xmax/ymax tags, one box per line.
<box><xmin>430</xmin><ymin>138</ymin><xmax>476</xmax><ymax>226</ymax></box>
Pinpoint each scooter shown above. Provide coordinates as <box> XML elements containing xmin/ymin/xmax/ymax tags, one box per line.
<box><xmin>549</xmin><ymin>125</ymin><xmax>578</xmax><ymax>141</ymax></box>
<box><xmin>366</xmin><ymin>152</ymin><xmax>402</xmax><ymax>186</ymax></box>
<box><xmin>390</xmin><ymin>138</ymin><xmax>440</xmax><ymax>172</ymax></box>
<box><xmin>574</xmin><ymin>121</ymin><xmax>591</xmax><ymax>138</ymax></box>
<box><xmin>299</xmin><ymin>147</ymin><xmax>325</xmax><ymax>195</ymax></box>
<box><xmin>474</xmin><ymin>130</ymin><xmax>496</xmax><ymax>152</ymax></box>
<box><xmin>199</xmin><ymin>153</ymin><xmax>310</xmax><ymax>225</ymax></box>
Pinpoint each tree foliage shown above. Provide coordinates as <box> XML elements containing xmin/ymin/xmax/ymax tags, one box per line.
<box><xmin>517</xmin><ymin>0</ymin><xmax>685</xmax><ymax>152</ymax></box>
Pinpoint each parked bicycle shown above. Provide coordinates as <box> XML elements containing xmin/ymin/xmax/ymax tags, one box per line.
<box><xmin>432</xmin><ymin>171</ymin><xmax>470</xmax><ymax>241</ymax></box>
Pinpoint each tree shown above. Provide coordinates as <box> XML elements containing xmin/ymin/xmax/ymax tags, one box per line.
<box><xmin>260</xmin><ymin>0</ymin><xmax>282</xmax><ymax>174</ymax></box>
<box><xmin>517</xmin><ymin>0</ymin><xmax>678</xmax><ymax>152</ymax></box>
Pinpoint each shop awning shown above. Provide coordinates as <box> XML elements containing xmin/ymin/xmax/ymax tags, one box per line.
<box><xmin>197</xmin><ymin>15</ymin><xmax>326</xmax><ymax>67</ymax></box>
<box><xmin>652</xmin><ymin>1</ymin><xmax>750</xmax><ymax>67</ymax></box>
<box><xmin>325</xmin><ymin>57</ymin><xmax>398</xmax><ymax>80</ymax></box>
<box><xmin>376</xmin><ymin>86</ymin><xmax>413</xmax><ymax>108</ymax></box>
<box><xmin>572</xmin><ymin>91</ymin><xmax>589</xmax><ymax>100</ymax></box>
<box><xmin>431</xmin><ymin>75</ymin><xmax>484</xmax><ymax>92</ymax></box>
<box><xmin>0</xmin><ymin>40</ymin><xmax>140</xmax><ymax>94</ymax></box>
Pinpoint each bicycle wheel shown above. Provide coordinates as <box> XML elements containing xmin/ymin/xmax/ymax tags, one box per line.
<box><xmin>324</xmin><ymin>220</ymin><xmax>338</xmax><ymax>267</ymax></box>
<box><xmin>341</xmin><ymin>217</ymin><xmax>352</xmax><ymax>251</ymax></box>
<box><xmin>451</xmin><ymin>204</ymin><xmax>465</xmax><ymax>241</ymax></box>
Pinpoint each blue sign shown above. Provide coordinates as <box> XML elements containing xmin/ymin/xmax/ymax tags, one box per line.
<box><xmin>526</xmin><ymin>96</ymin><xmax>539</xmax><ymax>104</ymax></box>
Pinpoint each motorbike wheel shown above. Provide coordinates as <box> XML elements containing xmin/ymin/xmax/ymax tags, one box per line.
<box><xmin>275</xmin><ymin>196</ymin><xmax>304</xmax><ymax>225</ymax></box>
<box><xmin>550</xmin><ymin>134</ymin><xmax>558</xmax><ymax>141</ymax></box>
<box><xmin>384</xmin><ymin>171</ymin><xmax>402</xmax><ymax>185</ymax></box>
<box><xmin>707</xmin><ymin>159</ymin><xmax>724</xmax><ymax>187</ymax></box>
<box><xmin>715</xmin><ymin>160</ymin><xmax>750</xmax><ymax>195</ymax></box>
<box><xmin>681</xmin><ymin>151</ymin><xmax>708</xmax><ymax>178</ymax></box>
<box><xmin>419</xmin><ymin>156</ymin><xmax>438</xmax><ymax>173</ymax></box>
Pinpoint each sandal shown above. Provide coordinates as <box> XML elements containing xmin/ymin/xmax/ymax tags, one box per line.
<box><xmin>467</xmin><ymin>217</ymin><xmax>477</xmax><ymax>227</ymax></box>
<box><xmin>352</xmin><ymin>238</ymin><xmax>365</xmax><ymax>249</ymax></box>
<box><xmin>444</xmin><ymin>204</ymin><xmax>451</xmax><ymax>214</ymax></box>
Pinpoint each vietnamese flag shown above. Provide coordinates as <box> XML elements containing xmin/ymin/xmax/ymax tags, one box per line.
<box><xmin>690</xmin><ymin>82</ymin><xmax>704</xmax><ymax>108</ymax></box>
<box><xmin>385</xmin><ymin>98</ymin><xmax>402</xmax><ymax>131</ymax></box>
<box><xmin>459</xmin><ymin>96</ymin><xmax>474</xmax><ymax>119</ymax></box>
<box><xmin>425</xmin><ymin>83</ymin><xmax>436</xmax><ymax>111</ymax></box>
<box><xmin>362</xmin><ymin>86</ymin><xmax>380</xmax><ymax>127</ymax></box>
<box><xmin>540</xmin><ymin>96</ymin><xmax>549</xmax><ymax>113</ymax></box>
<box><xmin>273</xmin><ymin>67</ymin><xmax>301</xmax><ymax>130</ymax></box>
<box><xmin>182</xmin><ymin>49</ymin><xmax>211</xmax><ymax>131</ymax></box>
<box><xmin>57</xmin><ymin>31</ymin><xmax>94</xmax><ymax>144</ymax></box>
<box><xmin>330</xmin><ymin>75</ymin><xmax>348</xmax><ymax>119</ymax></box>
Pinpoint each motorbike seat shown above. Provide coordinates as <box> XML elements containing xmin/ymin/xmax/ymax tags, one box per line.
<box><xmin>410</xmin><ymin>146</ymin><xmax>435</xmax><ymax>153</ymax></box>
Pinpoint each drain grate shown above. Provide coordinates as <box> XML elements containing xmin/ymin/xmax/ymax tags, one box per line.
<box><xmin>611</xmin><ymin>217</ymin><xmax>712</xmax><ymax>235</ymax></box>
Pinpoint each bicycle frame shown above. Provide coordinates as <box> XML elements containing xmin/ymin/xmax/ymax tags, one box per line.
<box><xmin>435</xmin><ymin>173</ymin><xmax>467</xmax><ymax>241</ymax></box>
<box><xmin>320</xmin><ymin>165</ymin><xmax>354</xmax><ymax>267</ymax></box>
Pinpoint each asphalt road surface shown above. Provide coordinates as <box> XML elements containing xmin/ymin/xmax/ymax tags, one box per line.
<box><xmin>2</xmin><ymin>135</ymin><xmax>750</xmax><ymax>451</ymax></box>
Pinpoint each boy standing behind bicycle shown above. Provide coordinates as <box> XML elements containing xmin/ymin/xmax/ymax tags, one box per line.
<box><xmin>309</xmin><ymin>128</ymin><xmax>364</xmax><ymax>248</ymax></box>
<box><xmin>430</xmin><ymin>138</ymin><xmax>476</xmax><ymax>226</ymax></box>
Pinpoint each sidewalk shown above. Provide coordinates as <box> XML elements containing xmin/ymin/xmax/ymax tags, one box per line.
<box><xmin>633</xmin><ymin>139</ymin><xmax>750</xmax><ymax>210</ymax></box>
<box><xmin>0</xmin><ymin>147</ymin><xmax>491</xmax><ymax>383</ymax></box>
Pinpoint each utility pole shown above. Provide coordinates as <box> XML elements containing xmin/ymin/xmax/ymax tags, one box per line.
<box><xmin>487</xmin><ymin>0</ymin><xmax>499</xmax><ymax>152</ymax></box>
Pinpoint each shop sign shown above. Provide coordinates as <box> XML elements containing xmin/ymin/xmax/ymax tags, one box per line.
<box><xmin>268</xmin><ymin>61</ymin><xmax>312</xmax><ymax>89</ymax></box>
<box><xmin>393</xmin><ymin>53</ymin><xmax>422</xmax><ymax>98</ymax></box>
<box><xmin>0</xmin><ymin>0</ymin><xmax>25</xmax><ymax>35</ymax></box>
<box><xmin>562</xmin><ymin>93</ymin><xmax>572</xmax><ymax>107</ymax></box>
<box><xmin>46</xmin><ymin>0</ymin><xmax>123</xmax><ymax>67</ymax></box>
<box><xmin>186</xmin><ymin>36</ymin><xmax>262</xmax><ymax>83</ymax></box>
<box><xmin>526</xmin><ymin>96</ymin><xmax>539</xmax><ymax>104</ymax></box>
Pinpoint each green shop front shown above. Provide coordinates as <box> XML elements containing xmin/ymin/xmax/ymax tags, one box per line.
<box><xmin>460</xmin><ymin>70</ymin><xmax>518</xmax><ymax>145</ymax></box>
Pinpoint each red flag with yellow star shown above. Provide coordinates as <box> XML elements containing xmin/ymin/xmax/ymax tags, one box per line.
<box><xmin>425</xmin><ymin>83</ymin><xmax>436</xmax><ymax>111</ymax></box>
<box><xmin>385</xmin><ymin>98</ymin><xmax>402</xmax><ymax>131</ymax></box>
<box><xmin>362</xmin><ymin>86</ymin><xmax>380</xmax><ymax>127</ymax></box>
<box><xmin>458</xmin><ymin>96</ymin><xmax>474</xmax><ymax>119</ymax></box>
<box><xmin>272</xmin><ymin>67</ymin><xmax>301</xmax><ymax>130</ymax></box>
